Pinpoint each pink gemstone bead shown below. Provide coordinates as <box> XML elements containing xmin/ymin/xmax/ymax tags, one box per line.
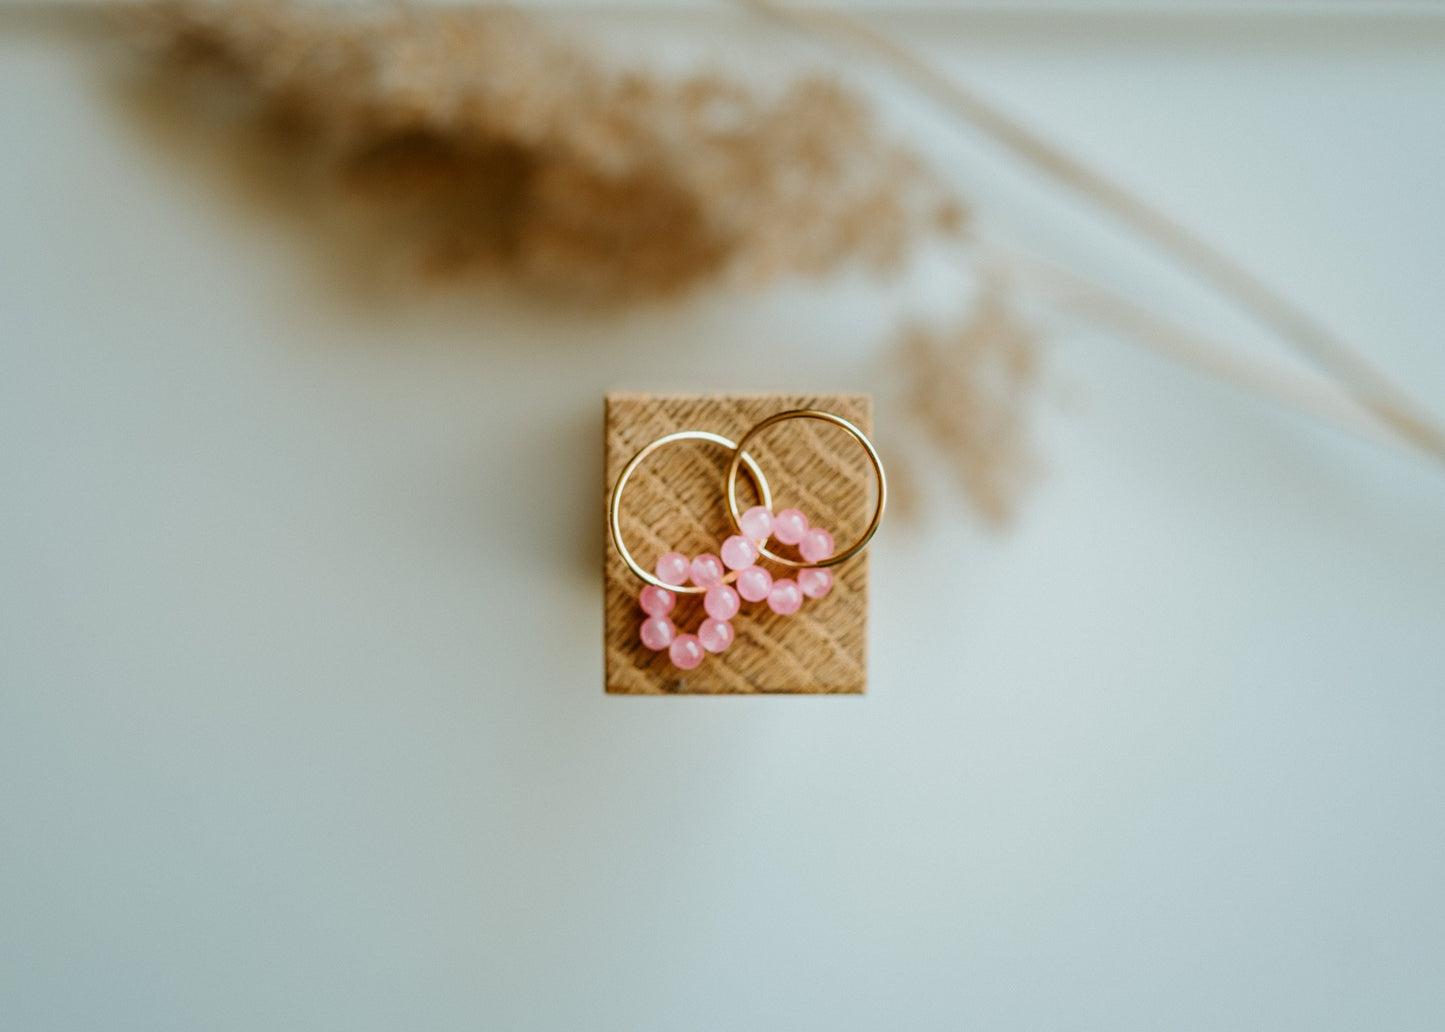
<box><xmin>798</xmin><ymin>567</ymin><xmax>834</xmax><ymax>599</ymax></box>
<box><xmin>655</xmin><ymin>551</ymin><xmax>690</xmax><ymax>586</ymax></box>
<box><xmin>640</xmin><ymin>616</ymin><xmax>676</xmax><ymax>651</ymax></box>
<box><xmin>690</xmin><ymin>553</ymin><xmax>725</xmax><ymax>588</ymax></box>
<box><xmin>639</xmin><ymin>585</ymin><xmax>676</xmax><ymax>617</ymax></box>
<box><xmin>739</xmin><ymin>505</ymin><xmax>774</xmax><ymax>542</ymax></box>
<box><xmin>772</xmin><ymin>508</ymin><xmax>809</xmax><ymax>545</ymax></box>
<box><xmin>735</xmin><ymin>565</ymin><xmax>773</xmax><ymax>603</ymax></box>
<box><xmin>800</xmin><ymin>527</ymin><xmax>836</xmax><ymax>564</ymax></box>
<box><xmin>767</xmin><ymin>579</ymin><xmax>803</xmax><ymax>615</ymax></box>
<box><xmin>669</xmin><ymin>633</ymin><xmax>705</xmax><ymax>670</ymax></box>
<box><xmin>720</xmin><ymin>534</ymin><xmax>757</xmax><ymax>571</ymax></box>
<box><xmin>704</xmin><ymin>584</ymin><xmax>741</xmax><ymax>621</ymax></box>
<box><xmin>698</xmin><ymin>618</ymin><xmax>735</xmax><ymax>653</ymax></box>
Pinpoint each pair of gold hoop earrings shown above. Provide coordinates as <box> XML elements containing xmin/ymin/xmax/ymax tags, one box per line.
<box><xmin>609</xmin><ymin>409</ymin><xmax>887</xmax><ymax>671</ymax></box>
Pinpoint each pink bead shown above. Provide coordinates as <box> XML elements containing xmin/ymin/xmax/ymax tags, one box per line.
<box><xmin>735</xmin><ymin>565</ymin><xmax>773</xmax><ymax>603</ymax></box>
<box><xmin>639</xmin><ymin>585</ymin><xmax>676</xmax><ymax>617</ymax></box>
<box><xmin>690</xmin><ymin>553</ymin><xmax>725</xmax><ymax>588</ymax></box>
<box><xmin>767</xmin><ymin>579</ymin><xmax>803</xmax><ymax>615</ymax></box>
<box><xmin>800</xmin><ymin>527</ymin><xmax>836</xmax><ymax>564</ymax></box>
<box><xmin>640</xmin><ymin>616</ymin><xmax>676</xmax><ymax>651</ymax></box>
<box><xmin>704</xmin><ymin>584</ymin><xmax>741</xmax><ymax>621</ymax></box>
<box><xmin>698</xmin><ymin>618</ymin><xmax>735</xmax><ymax>653</ymax></box>
<box><xmin>798</xmin><ymin>567</ymin><xmax>834</xmax><ymax>599</ymax></box>
<box><xmin>772</xmin><ymin>508</ymin><xmax>809</xmax><ymax>545</ymax></box>
<box><xmin>669</xmin><ymin>633</ymin><xmax>705</xmax><ymax>670</ymax></box>
<box><xmin>720</xmin><ymin>535</ymin><xmax>757</xmax><ymax>571</ymax></box>
<box><xmin>739</xmin><ymin>506</ymin><xmax>774</xmax><ymax>542</ymax></box>
<box><xmin>655</xmin><ymin>551</ymin><xmax>689</xmax><ymax>586</ymax></box>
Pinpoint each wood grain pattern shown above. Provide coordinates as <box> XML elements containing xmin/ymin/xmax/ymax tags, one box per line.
<box><xmin>604</xmin><ymin>393</ymin><xmax>872</xmax><ymax>695</ymax></box>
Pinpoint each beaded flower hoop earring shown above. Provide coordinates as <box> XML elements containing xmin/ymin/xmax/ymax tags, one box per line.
<box><xmin>608</xmin><ymin>430</ymin><xmax>773</xmax><ymax>669</ymax></box>
<box><xmin>722</xmin><ymin>409</ymin><xmax>887</xmax><ymax>609</ymax></box>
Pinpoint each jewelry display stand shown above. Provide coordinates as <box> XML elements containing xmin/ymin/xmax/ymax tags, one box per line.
<box><xmin>604</xmin><ymin>392</ymin><xmax>872</xmax><ymax>695</ymax></box>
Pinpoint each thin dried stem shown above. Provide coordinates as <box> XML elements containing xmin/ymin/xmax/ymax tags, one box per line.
<box><xmin>736</xmin><ymin>0</ymin><xmax>1445</xmax><ymax>465</ymax></box>
<box><xmin>993</xmin><ymin>242</ymin><xmax>1412</xmax><ymax>455</ymax></box>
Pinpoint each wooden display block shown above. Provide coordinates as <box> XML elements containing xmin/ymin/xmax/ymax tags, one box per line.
<box><xmin>604</xmin><ymin>392</ymin><xmax>873</xmax><ymax>695</ymax></box>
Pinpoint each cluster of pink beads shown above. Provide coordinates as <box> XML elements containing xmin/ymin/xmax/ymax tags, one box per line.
<box><xmin>638</xmin><ymin>505</ymin><xmax>836</xmax><ymax>670</ymax></box>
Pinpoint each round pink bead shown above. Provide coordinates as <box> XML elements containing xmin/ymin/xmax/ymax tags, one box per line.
<box><xmin>698</xmin><ymin>618</ymin><xmax>735</xmax><ymax>654</ymax></box>
<box><xmin>798</xmin><ymin>567</ymin><xmax>834</xmax><ymax>599</ymax></box>
<box><xmin>767</xmin><ymin>579</ymin><xmax>803</xmax><ymax>615</ymax></box>
<box><xmin>719</xmin><ymin>534</ymin><xmax>757</xmax><ymax>571</ymax></box>
<box><xmin>735</xmin><ymin>565</ymin><xmax>773</xmax><ymax>603</ymax></box>
<box><xmin>640</xmin><ymin>616</ymin><xmax>676</xmax><ymax>651</ymax></box>
<box><xmin>669</xmin><ymin>633</ymin><xmax>705</xmax><ymax>670</ymax></box>
<box><xmin>689</xmin><ymin>553</ymin><xmax>725</xmax><ymax>588</ymax></box>
<box><xmin>739</xmin><ymin>505</ymin><xmax>774</xmax><ymax>542</ymax></box>
<box><xmin>655</xmin><ymin>551</ymin><xmax>690</xmax><ymax>586</ymax></box>
<box><xmin>704</xmin><ymin>584</ymin><xmax>741</xmax><ymax>621</ymax></box>
<box><xmin>639</xmin><ymin>585</ymin><xmax>676</xmax><ymax>617</ymax></box>
<box><xmin>800</xmin><ymin>527</ymin><xmax>836</xmax><ymax>564</ymax></box>
<box><xmin>772</xmin><ymin>508</ymin><xmax>809</xmax><ymax>545</ymax></box>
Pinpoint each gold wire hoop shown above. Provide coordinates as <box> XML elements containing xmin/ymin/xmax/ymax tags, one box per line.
<box><xmin>610</xmin><ymin>430</ymin><xmax>774</xmax><ymax>594</ymax></box>
<box><xmin>725</xmin><ymin>409</ymin><xmax>887</xmax><ymax>570</ymax></box>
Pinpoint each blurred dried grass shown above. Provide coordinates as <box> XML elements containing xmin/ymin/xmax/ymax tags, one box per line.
<box><xmin>119</xmin><ymin>1</ymin><xmax>1040</xmax><ymax>521</ymax></box>
<box><xmin>893</xmin><ymin>288</ymin><xmax>1041</xmax><ymax>526</ymax></box>
<box><xmin>90</xmin><ymin>0</ymin><xmax>1444</xmax><ymax>522</ymax></box>
<box><xmin>127</xmin><ymin>0</ymin><xmax>965</xmax><ymax>301</ymax></box>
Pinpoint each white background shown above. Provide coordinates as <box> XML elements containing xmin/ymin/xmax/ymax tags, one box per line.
<box><xmin>2</xmin><ymin>6</ymin><xmax>1443</xmax><ymax>1029</ymax></box>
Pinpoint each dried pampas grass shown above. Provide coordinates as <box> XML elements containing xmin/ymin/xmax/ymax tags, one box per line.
<box><xmin>127</xmin><ymin>1</ymin><xmax>964</xmax><ymax>301</ymax></box>
<box><xmin>121</xmin><ymin>1</ymin><xmax>1042</xmax><ymax>523</ymax></box>
<box><xmin>894</xmin><ymin>288</ymin><xmax>1041</xmax><ymax>525</ymax></box>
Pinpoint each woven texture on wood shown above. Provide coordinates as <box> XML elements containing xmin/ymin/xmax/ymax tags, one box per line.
<box><xmin>605</xmin><ymin>393</ymin><xmax>873</xmax><ymax>695</ymax></box>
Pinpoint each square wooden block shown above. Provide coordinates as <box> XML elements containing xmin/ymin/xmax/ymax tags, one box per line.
<box><xmin>604</xmin><ymin>392</ymin><xmax>873</xmax><ymax>695</ymax></box>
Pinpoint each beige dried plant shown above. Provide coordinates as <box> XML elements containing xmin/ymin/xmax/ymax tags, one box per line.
<box><xmin>122</xmin><ymin>1</ymin><xmax>1039</xmax><ymax>522</ymax></box>
<box><xmin>127</xmin><ymin>0</ymin><xmax>965</xmax><ymax>301</ymax></box>
<box><xmin>895</xmin><ymin>288</ymin><xmax>1041</xmax><ymax>525</ymax></box>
